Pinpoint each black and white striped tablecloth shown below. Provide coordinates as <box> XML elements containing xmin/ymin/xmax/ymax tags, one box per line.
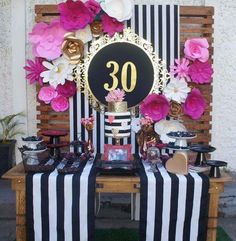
<box><xmin>26</xmin><ymin>159</ymin><xmax>96</xmax><ymax>241</ymax></box>
<box><xmin>139</xmin><ymin>161</ymin><xmax>209</xmax><ymax>241</ymax></box>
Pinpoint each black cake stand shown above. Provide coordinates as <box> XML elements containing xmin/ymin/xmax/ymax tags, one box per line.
<box><xmin>189</xmin><ymin>144</ymin><xmax>216</xmax><ymax>166</ymax></box>
<box><xmin>207</xmin><ymin>160</ymin><xmax>227</xmax><ymax>178</ymax></box>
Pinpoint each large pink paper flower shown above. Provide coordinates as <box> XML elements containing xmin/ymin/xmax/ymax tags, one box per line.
<box><xmin>170</xmin><ymin>58</ymin><xmax>190</xmax><ymax>81</ymax></box>
<box><xmin>58</xmin><ymin>0</ymin><xmax>93</xmax><ymax>31</ymax></box>
<box><xmin>24</xmin><ymin>58</ymin><xmax>46</xmax><ymax>85</ymax></box>
<box><xmin>183</xmin><ymin>88</ymin><xmax>206</xmax><ymax>120</ymax></box>
<box><xmin>101</xmin><ymin>14</ymin><xmax>124</xmax><ymax>37</ymax></box>
<box><xmin>184</xmin><ymin>38</ymin><xmax>209</xmax><ymax>62</ymax></box>
<box><xmin>188</xmin><ymin>60</ymin><xmax>213</xmax><ymax>84</ymax></box>
<box><xmin>56</xmin><ymin>81</ymin><xmax>77</xmax><ymax>98</ymax></box>
<box><xmin>85</xmin><ymin>0</ymin><xmax>101</xmax><ymax>19</ymax></box>
<box><xmin>140</xmin><ymin>94</ymin><xmax>170</xmax><ymax>122</ymax></box>
<box><xmin>29</xmin><ymin>19</ymin><xmax>66</xmax><ymax>60</ymax></box>
<box><xmin>38</xmin><ymin>86</ymin><xmax>58</xmax><ymax>104</ymax></box>
<box><xmin>51</xmin><ymin>95</ymin><xmax>69</xmax><ymax>112</ymax></box>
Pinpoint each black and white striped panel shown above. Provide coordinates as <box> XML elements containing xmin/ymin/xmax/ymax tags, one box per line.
<box><xmin>139</xmin><ymin>162</ymin><xmax>209</xmax><ymax>241</ymax></box>
<box><xmin>70</xmin><ymin>5</ymin><xmax>179</xmax><ymax>153</ymax></box>
<box><xmin>26</xmin><ymin>161</ymin><xmax>96</xmax><ymax>241</ymax></box>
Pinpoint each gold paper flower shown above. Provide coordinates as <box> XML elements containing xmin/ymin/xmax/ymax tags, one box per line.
<box><xmin>62</xmin><ymin>33</ymin><xmax>84</xmax><ymax>65</ymax></box>
<box><xmin>90</xmin><ymin>21</ymin><xmax>103</xmax><ymax>37</ymax></box>
<box><xmin>169</xmin><ymin>101</ymin><xmax>183</xmax><ymax>118</ymax></box>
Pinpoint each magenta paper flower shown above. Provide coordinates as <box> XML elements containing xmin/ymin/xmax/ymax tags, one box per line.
<box><xmin>56</xmin><ymin>81</ymin><xmax>77</xmax><ymax>98</ymax></box>
<box><xmin>184</xmin><ymin>38</ymin><xmax>209</xmax><ymax>62</ymax></box>
<box><xmin>140</xmin><ymin>94</ymin><xmax>170</xmax><ymax>122</ymax></box>
<box><xmin>29</xmin><ymin>19</ymin><xmax>66</xmax><ymax>60</ymax></box>
<box><xmin>188</xmin><ymin>60</ymin><xmax>213</xmax><ymax>84</ymax></box>
<box><xmin>58</xmin><ymin>0</ymin><xmax>93</xmax><ymax>31</ymax></box>
<box><xmin>170</xmin><ymin>58</ymin><xmax>190</xmax><ymax>81</ymax></box>
<box><xmin>38</xmin><ymin>86</ymin><xmax>58</xmax><ymax>104</ymax></box>
<box><xmin>51</xmin><ymin>95</ymin><xmax>69</xmax><ymax>112</ymax></box>
<box><xmin>24</xmin><ymin>58</ymin><xmax>46</xmax><ymax>85</ymax></box>
<box><xmin>105</xmin><ymin>88</ymin><xmax>125</xmax><ymax>102</ymax></box>
<box><xmin>101</xmin><ymin>14</ymin><xmax>124</xmax><ymax>37</ymax></box>
<box><xmin>183</xmin><ymin>88</ymin><xmax>206</xmax><ymax>120</ymax></box>
<box><xmin>85</xmin><ymin>0</ymin><xmax>101</xmax><ymax>19</ymax></box>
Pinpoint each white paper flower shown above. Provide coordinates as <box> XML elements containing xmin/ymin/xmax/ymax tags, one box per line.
<box><xmin>154</xmin><ymin>119</ymin><xmax>186</xmax><ymax>143</ymax></box>
<box><xmin>75</xmin><ymin>25</ymin><xmax>92</xmax><ymax>44</ymax></box>
<box><xmin>163</xmin><ymin>78</ymin><xmax>190</xmax><ymax>104</ymax></box>
<box><xmin>131</xmin><ymin>118</ymin><xmax>141</xmax><ymax>133</ymax></box>
<box><xmin>100</xmin><ymin>0</ymin><xmax>134</xmax><ymax>22</ymax></box>
<box><xmin>40</xmin><ymin>57</ymin><xmax>75</xmax><ymax>88</ymax></box>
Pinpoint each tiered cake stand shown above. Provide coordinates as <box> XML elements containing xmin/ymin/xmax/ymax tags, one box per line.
<box><xmin>167</xmin><ymin>131</ymin><xmax>196</xmax><ymax>154</ymax></box>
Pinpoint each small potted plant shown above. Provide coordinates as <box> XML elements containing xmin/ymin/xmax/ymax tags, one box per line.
<box><xmin>0</xmin><ymin>112</ymin><xmax>24</xmax><ymax>176</ymax></box>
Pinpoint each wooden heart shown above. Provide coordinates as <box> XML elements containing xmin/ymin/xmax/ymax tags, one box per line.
<box><xmin>166</xmin><ymin>152</ymin><xmax>188</xmax><ymax>175</ymax></box>
<box><xmin>108</xmin><ymin>115</ymin><xmax>115</xmax><ymax>124</ymax></box>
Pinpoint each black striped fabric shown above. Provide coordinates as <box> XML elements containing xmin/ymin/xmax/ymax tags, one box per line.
<box><xmin>138</xmin><ymin>162</ymin><xmax>209</xmax><ymax>241</ymax></box>
<box><xmin>70</xmin><ymin>5</ymin><xmax>179</xmax><ymax>153</ymax></box>
<box><xmin>26</xmin><ymin>160</ymin><xmax>96</xmax><ymax>241</ymax></box>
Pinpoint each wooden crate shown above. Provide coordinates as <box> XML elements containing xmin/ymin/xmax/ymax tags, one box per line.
<box><xmin>35</xmin><ymin>5</ymin><xmax>214</xmax><ymax>145</ymax></box>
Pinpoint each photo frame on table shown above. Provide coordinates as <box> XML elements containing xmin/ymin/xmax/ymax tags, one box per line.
<box><xmin>104</xmin><ymin>144</ymin><xmax>132</xmax><ymax>161</ymax></box>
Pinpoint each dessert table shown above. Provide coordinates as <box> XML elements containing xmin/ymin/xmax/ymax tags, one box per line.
<box><xmin>2</xmin><ymin>162</ymin><xmax>233</xmax><ymax>241</ymax></box>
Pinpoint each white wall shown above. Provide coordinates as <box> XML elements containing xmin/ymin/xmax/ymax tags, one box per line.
<box><xmin>0</xmin><ymin>0</ymin><xmax>236</xmax><ymax>169</ymax></box>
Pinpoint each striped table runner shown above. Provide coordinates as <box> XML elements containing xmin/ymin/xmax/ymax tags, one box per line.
<box><xmin>70</xmin><ymin>4</ymin><xmax>180</xmax><ymax>154</ymax></box>
<box><xmin>139</xmin><ymin>161</ymin><xmax>209</xmax><ymax>241</ymax></box>
<box><xmin>26</xmin><ymin>159</ymin><xmax>96</xmax><ymax>241</ymax></box>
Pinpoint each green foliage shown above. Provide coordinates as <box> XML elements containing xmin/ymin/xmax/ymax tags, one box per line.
<box><xmin>0</xmin><ymin>112</ymin><xmax>25</xmax><ymax>143</ymax></box>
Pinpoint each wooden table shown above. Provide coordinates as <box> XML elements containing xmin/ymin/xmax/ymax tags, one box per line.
<box><xmin>3</xmin><ymin>163</ymin><xmax>233</xmax><ymax>241</ymax></box>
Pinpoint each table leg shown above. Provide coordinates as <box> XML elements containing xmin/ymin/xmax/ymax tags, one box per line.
<box><xmin>12</xmin><ymin>180</ymin><xmax>26</xmax><ymax>241</ymax></box>
<box><xmin>207</xmin><ymin>183</ymin><xmax>224</xmax><ymax>241</ymax></box>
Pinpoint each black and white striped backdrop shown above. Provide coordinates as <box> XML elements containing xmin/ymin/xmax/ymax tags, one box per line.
<box><xmin>70</xmin><ymin>5</ymin><xmax>179</xmax><ymax>153</ymax></box>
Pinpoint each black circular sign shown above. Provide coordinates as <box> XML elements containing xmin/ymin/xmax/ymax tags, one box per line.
<box><xmin>87</xmin><ymin>42</ymin><xmax>154</xmax><ymax>108</ymax></box>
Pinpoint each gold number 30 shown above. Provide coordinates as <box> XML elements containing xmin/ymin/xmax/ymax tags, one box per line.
<box><xmin>104</xmin><ymin>61</ymin><xmax>137</xmax><ymax>92</ymax></box>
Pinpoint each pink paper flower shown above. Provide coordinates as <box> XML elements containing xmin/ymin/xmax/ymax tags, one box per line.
<box><xmin>24</xmin><ymin>58</ymin><xmax>46</xmax><ymax>85</ymax></box>
<box><xmin>140</xmin><ymin>94</ymin><xmax>170</xmax><ymax>122</ymax></box>
<box><xmin>29</xmin><ymin>19</ymin><xmax>66</xmax><ymax>60</ymax></box>
<box><xmin>105</xmin><ymin>88</ymin><xmax>125</xmax><ymax>102</ymax></box>
<box><xmin>188</xmin><ymin>60</ymin><xmax>213</xmax><ymax>84</ymax></box>
<box><xmin>184</xmin><ymin>38</ymin><xmax>209</xmax><ymax>62</ymax></box>
<box><xmin>170</xmin><ymin>58</ymin><xmax>190</xmax><ymax>81</ymax></box>
<box><xmin>58</xmin><ymin>0</ymin><xmax>93</xmax><ymax>31</ymax></box>
<box><xmin>85</xmin><ymin>0</ymin><xmax>101</xmax><ymax>19</ymax></box>
<box><xmin>38</xmin><ymin>86</ymin><xmax>58</xmax><ymax>104</ymax></box>
<box><xmin>51</xmin><ymin>95</ymin><xmax>69</xmax><ymax>112</ymax></box>
<box><xmin>101</xmin><ymin>14</ymin><xmax>124</xmax><ymax>37</ymax></box>
<box><xmin>183</xmin><ymin>88</ymin><xmax>206</xmax><ymax>120</ymax></box>
<box><xmin>140</xmin><ymin>115</ymin><xmax>153</xmax><ymax>126</ymax></box>
<box><xmin>56</xmin><ymin>81</ymin><xmax>77</xmax><ymax>98</ymax></box>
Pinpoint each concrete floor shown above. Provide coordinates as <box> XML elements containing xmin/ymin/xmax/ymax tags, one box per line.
<box><xmin>0</xmin><ymin>172</ymin><xmax>236</xmax><ymax>241</ymax></box>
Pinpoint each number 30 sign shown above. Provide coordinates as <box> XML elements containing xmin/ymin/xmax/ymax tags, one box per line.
<box><xmin>81</xmin><ymin>28</ymin><xmax>168</xmax><ymax>110</ymax></box>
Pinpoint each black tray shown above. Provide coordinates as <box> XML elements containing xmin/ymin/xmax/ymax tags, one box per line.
<box><xmin>95</xmin><ymin>154</ymin><xmax>140</xmax><ymax>176</ymax></box>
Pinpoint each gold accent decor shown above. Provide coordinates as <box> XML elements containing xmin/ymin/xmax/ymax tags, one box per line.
<box><xmin>108</xmin><ymin>101</ymin><xmax>127</xmax><ymax>112</ymax></box>
<box><xmin>169</xmin><ymin>101</ymin><xmax>183</xmax><ymax>118</ymax></box>
<box><xmin>62</xmin><ymin>32</ymin><xmax>84</xmax><ymax>65</ymax></box>
<box><xmin>78</xmin><ymin>28</ymin><xmax>170</xmax><ymax>112</ymax></box>
<box><xmin>90</xmin><ymin>20</ymin><xmax>103</xmax><ymax>37</ymax></box>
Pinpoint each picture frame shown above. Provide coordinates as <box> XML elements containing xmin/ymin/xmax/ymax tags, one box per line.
<box><xmin>103</xmin><ymin>144</ymin><xmax>132</xmax><ymax>161</ymax></box>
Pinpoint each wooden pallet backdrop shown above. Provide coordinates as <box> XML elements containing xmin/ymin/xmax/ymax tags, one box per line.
<box><xmin>35</xmin><ymin>5</ymin><xmax>214</xmax><ymax>145</ymax></box>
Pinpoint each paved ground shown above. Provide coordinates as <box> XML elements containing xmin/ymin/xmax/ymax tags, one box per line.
<box><xmin>0</xmin><ymin>172</ymin><xmax>235</xmax><ymax>241</ymax></box>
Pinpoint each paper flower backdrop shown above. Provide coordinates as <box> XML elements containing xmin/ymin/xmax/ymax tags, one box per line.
<box><xmin>140</xmin><ymin>37</ymin><xmax>213</xmax><ymax>122</ymax></box>
<box><xmin>25</xmin><ymin>0</ymin><xmax>213</xmax><ymax>116</ymax></box>
<box><xmin>24</xmin><ymin>0</ymin><xmax>134</xmax><ymax>112</ymax></box>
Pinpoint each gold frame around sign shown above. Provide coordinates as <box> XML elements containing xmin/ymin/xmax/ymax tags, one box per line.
<box><xmin>77</xmin><ymin>28</ymin><xmax>170</xmax><ymax>113</ymax></box>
